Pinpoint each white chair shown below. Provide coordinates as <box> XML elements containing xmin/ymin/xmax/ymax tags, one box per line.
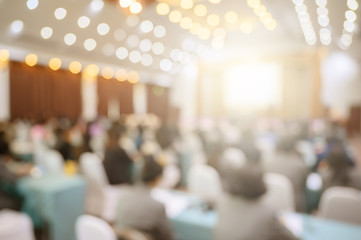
<box><xmin>76</xmin><ymin>215</ymin><xmax>117</xmax><ymax>240</ymax></box>
<box><xmin>79</xmin><ymin>153</ymin><xmax>122</xmax><ymax>222</ymax></box>
<box><xmin>318</xmin><ymin>187</ymin><xmax>361</xmax><ymax>225</ymax></box>
<box><xmin>43</xmin><ymin>150</ymin><xmax>64</xmax><ymax>175</ymax></box>
<box><xmin>0</xmin><ymin>210</ymin><xmax>35</xmax><ymax>240</ymax></box>
<box><xmin>262</xmin><ymin>173</ymin><xmax>295</xmax><ymax>211</ymax></box>
<box><xmin>187</xmin><ymin>164</ymin><xmax>222</xmax><ymax>202</ymax></box>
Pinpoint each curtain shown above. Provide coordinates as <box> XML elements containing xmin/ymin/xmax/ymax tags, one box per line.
<box><xmin>97</xmin><ymin>77</ymin><xmax>134</xmax><ymax>117</ymax></box>
<box><xmin>9</xmin><ymin>61</ymin><xmax>81</xmax><ymax>121</ymax></box>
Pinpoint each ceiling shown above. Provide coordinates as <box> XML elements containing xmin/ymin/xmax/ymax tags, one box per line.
<box><xmin>0</xmin><ymin>0</ymin><xmax>360</xmax><ymax>79</ymax></box>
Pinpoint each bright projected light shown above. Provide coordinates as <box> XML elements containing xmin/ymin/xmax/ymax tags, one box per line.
<box><xmin>224</xmin><ymin>63</ymin><xmax>282</xmax><ymax>110</ymax></box>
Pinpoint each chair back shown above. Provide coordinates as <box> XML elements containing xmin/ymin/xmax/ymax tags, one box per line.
<box><xmin>79</xmin><ymin>153</ymin><xmax>108</xmax><ymax>216</ymax></box>
<box><xmin>0</xmin><ymin>210</ymin><xmax>35</xmax><ymax>240</ymax></box>
<box><xmin>76</xmin><ymin>215</ymin><xmax>117</xmax><ymax>240</ymax></box>
<box><xmin>262</xmin><ymin>173</ymin><xmax>295</xmax><ymax>211</ymax></box>
<box><xmin>318</xmin><ymin>186</ymin><xmax>361</xmax><ymax>225</ymax></box>
<box><xmin>187</xmin><ymin>164</ymin><xmax>222</xmax><ymax>202</ymax></box>
<box><xmin>43</xmin><ymin>150</ymin><xmax>64</xmax><ymax>175</ymax></box>
<box><xmin>79</xmin><ymin>152</ymin><xmax>108</xmax><ymax>186</ymax></box>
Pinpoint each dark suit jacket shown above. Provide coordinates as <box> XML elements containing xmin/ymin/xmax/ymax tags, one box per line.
<box><xmin>103</xmin><ymin>147</ymin><xmax>133</xmax><ymax>185</ymax></box>
<box><xmin>115</xmin><ymin>185</ymin><xmax>173</xmax><ymax>240</ymax></box>
<box><xmin>215</xmin><ymin>194</ymin><xmax>299</xmax><ymax>240</ymax></box>
<box><xmin>0</xmin><ymin>158</ymin><xmax>21</xmax><ymax>211</ymax></box>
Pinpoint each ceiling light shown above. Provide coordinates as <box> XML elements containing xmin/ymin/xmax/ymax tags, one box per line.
<box><xmin>345</xmin><ymin>10</ymin><xmax>357</xmax><ymax>22</ymax></box>
<box><xmin>152</xmin><ymin>42</ymin><xmax>165</xmax><ymax>55</ymax></box>
<box><xmin>295</xmin><ymin>4</ymin><xmax>307</xmax><ymax>14</ymax></box>
<box><xmin>170</xmin><ymin>49</ymin><xmax>181</xmax><ymax>62</ymax></box>
<box><xmin>194</xmin><ymin>4</ymin><xmax>207</xmax><ymax>17</ymax></box>
<box><xmin>169</xmin><ymin>10</ymin><xmax>182</xmax><ymax>23</ymax></box>
<box><xmin>247</xmin><ymin>0</ymin><xmax>260</xmax><ymax>8</ymax></box>
<box><xmin>127</xmin><ymin>71</ymin><xmax>139</xmax><ymax>84</ymax></box>
<box><xmin>130</xmin><ymin>1</ymin><xmax>142</xmax><ymax>14</ymax></box>
<box><xmin>154</xmin><ymin>25</ymin><xmax>166</xmax><ymax>38</ymax></box>
<box><xmin>181</xmin><ymin>0</ymin><xmax>193</xmax><ymax>9</ymax></box>
<box><xmin>11</xmin><ymin>20</ymin><xmax>23</xmax><ymax>34</ymax></box>
<box><xmin>126</xmin><ymin>15</ymin><xmax>139</xmax><ymax>27</ymax></box>
<box><xmin>84</xmin><ymin>64</ymin><xmax>99</xmax><ymax>78</ymax></box>
<box><xmin>209</xmin><ymin>0</ymin><xmax>221</xmax><ymax>3</ymax></box>
<box><xmin>126</xmin><ymin>35</ymin><xmax>140</xmax><ymax>48</ymax></box>
<box><xmin>27</xmin><ymin>0</ymin><xmax>38</xmax><ymax>10</ymax></box>
<box><xmin>180</xmin><ymin>17</ymin><xmax>193</xmax><ymax>29</ymax></box>
<box><xmin>225</xmin><ymin>11</ymin><xmax>238</xmax><ymax>24</ymax></box>
<box><xmin>347</xmin><ymin>0</ymin><xmax>358</xmax><ymax>10</ymax></box>
<box><xmin>78</xmin><ymin>16</ymin><xmax>90</xmax><ymax>28</ymax></box>
<box><xmin>315</xmin><ymin>0</ymin><xmax>327</xmax><ymax>7</ymax></box>
<box><xmin>90</xmin><ymin>0</ymin><xmax>104</xmax><ymax>12</ymax></box>
<box><xmin>139</xmin><ymin>39</ymin><xmax>152</xmax><ymax>52</ymax></box>
<box><xmin>119</xmin><ymin>0</ymin><xmax>132</xmax><ymax>8</ymax></box>
<box><xmin>160</xmin><ymin>59</ymin><xmax>172</xmax><ymax>72</ymax></box>
<box><xmin>54</xmin><ymin>8</ymin><xmax>67</xmax><ymax>20</ymax></box>
<box><xmin>254</xmin><ymin>5</ymin><xmax>267</xmax><ymax>17</ymax></box>
<box><xmin>116</xmin><ymin>69</ymin><xmax>127</xmax><ymax>81</ymax></box>
<box><xmin>156</xmin><ymin>3</ymin><xmax>170</xmax><ymax>15</ymax></box>
<box><xmin>140</xmin><ymin>20</ymin><xmax>154</xmax><ymax>33</ymax></box>
<box><xmin>97</xmin><ymin>23</ymin><xmax>110</xmax><ymax>35</ymax></box>
<box><xmin>84</xmin><ymin>39</ymin><xmax>97</xmax><ymax>51</ymax></box>
<box><xmin>180</xmin><ymin>51</ymin><xmax>192</xmax><ymax>64</ymax></box>
<box><xmin>344</xmin><ymin>21</ymin><xmax>355</xmax><ymax>32</ymax></box>
<box><xmin>64</xmin><ymin>33</ymin><xmax>76</xmax><ymax>45</ymax></box>
<box><xmin>69</xmin><ymin>61</ymin><xmax>82</xmax><ymax>74</ymax></box>
<box><xmin>41</xmin><ymin>27</ymin><xmax>53</xmax><ymax>39</ymax></box>
<box><xmin>207</xmin><ymin>14</ymin><xmax>220</xmax><ymax>27</ymax></box>
<box><xmin>317</xmin><ymin>7</ymin><xmax>328</xmax><ymax>16</ymax></box>
<box><xmin>49</xmin><ymin>58</ymin><xmax>62</xmax><ymax>71</ymax></box>
<box><xmin>116</xmin><ymin>47</ymin><xmax>128</xmax><ymax>60</ymax></box>
<box><xmin>265</xmin><ymin>19</ymin><xmax>277</xmax><ymax>30</ymax></box>
<box><xmin>318</xmin><ymin>16</ymin><xmax>329</xmax><ymax>26</ymax></box>
<box><xmin>141</xmin><ymin>54</ymin><xmax>153</xmax><ymax>66</ymax></box>
<box><xmin>102</xmin><ymin>67</ymin><xmax>114</xmax><ymax>79</ymax></box>
<box><xmin>114</xmin><ymin>29</ymin><xmax>126</xmax><ymax>41</ymax></box>
<box><xmin>0</xmin><ymin>49</ymin><xmax>9</xmax><ymax>63</ymax></box>
<box><xmin>25</xmin><ymin>54</ymin><xmax>37</xmax><ymax>67</ymax></box>
<box><xmin>102</xmin><ymin>44</ymin><xmax>115</xmax><ymax>56</ymax></box>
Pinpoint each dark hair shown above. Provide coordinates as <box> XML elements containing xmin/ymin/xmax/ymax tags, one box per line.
<box><xmin>222</xmin><ymin>162</ymin><xmax>266</xmax><ymax>199</ymax></box>
<box><xmin>0</xmin><ymin>131</ymin><xmax>10</xmax><ymax>156</ymax></box>
<box><xmin>141</xmin><ymin>155</ymin><xmax>163</xmax><ymax>183</ymax></box>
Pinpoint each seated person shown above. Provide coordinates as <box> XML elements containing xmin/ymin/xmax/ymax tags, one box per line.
<box><xmin>214</xmin><ymin>154</ymin><xmax>299</xmax><ymax>240</ymax></box>
<box><xmin>320</xmin><ymin>142</ymin><xmax>361</xmax><ymax>191</ymax></box>
<box><xmin>0</xmin><ymin>131</ymin><xmax>23</xmax><ymax>211</ymax></box>
<box><xmin>114</xmin><ymin>155</ymin><xmax>173</xmax><ymax>240</ymax></box>
<box><xmin>103</xmin><ymin>128</ymin><xmax>133</xmax><ymax>185</ymax></box>
<box><xmin>263</xmin><ymin>135</ymin><xmax>309</xmax><ymax>212</ymax></box>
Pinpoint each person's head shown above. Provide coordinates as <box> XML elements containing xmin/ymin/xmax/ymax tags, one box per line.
<box><xmin>221</xmin><ymin>148</ymin><xmax>266</xmax><ymax>199</ymax></box>
<box><xmin>327</xmin><ymin>143</ymin><xmax>350</xmax><ymax>175</ymax></box>
<box><xmin>141</xmin><ymin>155</ymin><xmax>163</xmax><ymax>186</ymax></box>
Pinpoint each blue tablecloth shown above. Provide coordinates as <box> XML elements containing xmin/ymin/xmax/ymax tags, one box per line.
<box><xmin>171</xmin><ymin>201</ymin><xmax>361</xmax><ymax>240</ymax></box>
<box><xmin>16</xmin><ymin>175</ymin><xmax>86</xmax><ymax>240</ymax></box>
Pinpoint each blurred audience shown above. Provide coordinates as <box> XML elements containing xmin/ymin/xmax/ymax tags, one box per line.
<box><xmin>114</xmin><ymin>155</ymin><xmax>173</xmax><ymax>240</ymax></box>
<box><xmin>214</xmin><ymin>151</ymin><xmax>299</xmax><ymax>240</ymax></box>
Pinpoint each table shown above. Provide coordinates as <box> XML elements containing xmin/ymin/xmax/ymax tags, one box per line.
<box><xmin>170</xmin><ymin>199</ymin><xmax>361</xmax><ymax>240</ymax></box>
<box><xmin>16</xmin><ymin>175</ymin><xmax>86</xmax><ymax>240</ymax></box>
